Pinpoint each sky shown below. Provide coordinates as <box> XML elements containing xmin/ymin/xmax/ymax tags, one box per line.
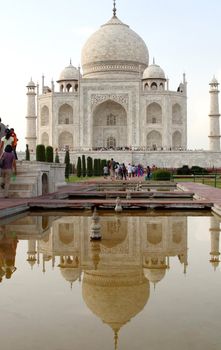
<box><xmin>0</xmin><ymin>0</ymin><xmax>221</xmax><ymax>151</ymax></box>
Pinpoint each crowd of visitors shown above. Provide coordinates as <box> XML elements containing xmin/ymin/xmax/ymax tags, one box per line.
<box><xmin>105</xmin><ymin>158</ymin><xmax>155</xmax><ymax>180</ymax></box>
<box><xmin>0</xmin><ymin>119</ymin><xmax>18</xmax><ymax>198</ymax></box>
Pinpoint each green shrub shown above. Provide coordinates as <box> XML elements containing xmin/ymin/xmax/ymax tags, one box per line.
<box><xmin>191</xmin><ymin>165</ymin><xmax>208</xmax><ymax>175</ymax></box>
<box><xmin>77</xmin><ymin>157</ymin><xmax>82</xmax><ymax>177</ymax></box>
<box><xmin>25</xmin><ymin>144</ymin><xmax>30</xmax><ymax>161</ymax></box>
<box><xmin>45</xmin><ymin>146</ymin><xmax>53</xmax><ymax>162</ymax></box>
<box><xmin>87</xmin><ymin>157</ymin><xmax>93</xmax><ymax>177</ymax></box>
<box><xmin>64</xmin><ymin>149</ymin><xmax>70</xmax><ymax>179</ymax></box>
<box><xmin>36</xmin><ymin>144</ymin><xmax>46</xmax><ymax>162</ymax></box>
<box><xmin>152</xmin><ymin>169</ymin><xmax>171</xmax><ymax>181</ymax></box>
<box><xmin>82</xmin><ymin>155</ymin><xmax>86</xmax><ymax>177</ymax></box>
<box><xmin>177</xmin><ymin>165</ymin><xmax>191</xmax><ymax>175</ymax></box>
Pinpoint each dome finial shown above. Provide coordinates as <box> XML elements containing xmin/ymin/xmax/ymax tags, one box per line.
<box><xmin>114</xmin><ymin>330</ymin><xmax>119</xmax><ymax>350</ymax></box>
<box><xmin>113</xmin><ymin>0</ymin><xmax>117</xmax><ymax>17</ymax></box>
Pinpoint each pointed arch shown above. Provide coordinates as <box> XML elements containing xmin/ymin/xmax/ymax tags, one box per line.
<box><xmin>146</xmin><ymin>103</ymin><xmax>162</xmax><ymax>124</ymax></box>
<box><xmin>147</xmin><ymin>130</ymin><xmax>162</xmax><ymax>150</ymax></box>
<box><xmin>41</xmin><ymin>132</ymin><xmax>49</xmax><ymax>146</ymax></box>
<box><xmin>172</xmin><ymin>131</ymin><xmax>182</xmax><ymax>149</ymax></box>
<box><xmin>92</xmin><ymin>100</ymin><xmax>127</xmax><ymax>149</ymax></box>
<box><xmin>58</xmin><ymin>131</ymin><xmax>73</xmax><ymax>149</ymax></box>
<box><xmin>58</xmin><ymin>104</ymin><xmax>73</xmax><ymax>124</ymax></box>
<box><xmin>41</xmin><ymin>105</ymin><xmax>49</xmax><ymax>126</ymax></box>
<box><xmin>172</xmin><ymin>104</ymin><xmax>182</xmax><ymax>124</ymax></box>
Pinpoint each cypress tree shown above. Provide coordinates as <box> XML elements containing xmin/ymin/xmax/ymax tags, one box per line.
<box><xmin>45</xmin><ymin>146</ymin><xmax>54</xmax><ymax>162</ymax></box>
<box><xmin>55</xmin><ymin>149</ymin><xmax>60</xmax><ymax>163</ymax></box>
<box><xmin>36</xmin><ymin>144</ymin><xmax>46</xmax><ymax>162</ymax></box>
<box><xmin>64</xmin><ymin>149</ymin><xmax>70</xmax><ymax>180</ymax></box>
<box><xmin>77</xmin><ymin>156</ymin><xmax>82</xmax><ymax>177</ymax></box>
<box><xmin>87</xmin><ymin>156</ymin><xmax>93</xmax><ymax>177</ymax></box>
<box><xmin>25</xmin><ymin>144</ymin><xmax>30</xmax><ymax>161</ymax></box>
<box><xmin>82</xmin><ymin>155</ymin><xmax>86</xmax><ymax>177</ymax></box>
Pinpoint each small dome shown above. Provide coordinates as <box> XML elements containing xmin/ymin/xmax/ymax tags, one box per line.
<box><xmin>144</xmin><ymin>268</ymin><xmax>166</xmax><ymax>284</ymax></box>
<box><xmin>143</xmin><ymin>63</ymin><xmax>166</xmax><ymax>80</ymax></box>
<box><xmin>26</xmin><ymin>78</ymin><xmax>35</xmax><ymax>87</ymax></box>
<box><xmin>60</xmin><ymin>267</ymin><xmax>80</xmax><ymax>283</ymax></box>
<box><xmin>58</xmin><ymin>63</ymin><xmax>79</xmax><ymax>82</ymax></box>
<box><xmin>81</xmin><ymin>15</ymin><xmax>149</xmax><ymax>78</ymax></box>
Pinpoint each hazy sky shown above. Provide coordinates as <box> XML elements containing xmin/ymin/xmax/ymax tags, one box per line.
<box><xmin>0</xmin><ymin>0</ymin><xmax>221</xmax><ymax>151</ymax></box>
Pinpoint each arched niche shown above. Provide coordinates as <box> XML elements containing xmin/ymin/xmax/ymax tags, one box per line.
<box><xmin>58</xmin><ymin>131</ymin><xmax>73</xmax><ymax>150</ymax></box>
<box><xmin>146</xmin><ymin>103</ymin><xmax>162</xmax><ymax>124</ymax></box>
<box><xmin>172</xmin><ymin>104</ymin><xmax>182</xmax><ymax>124</ymax></box>
<box><xmin>42</xmin><ymin>173</ymin><xmax>49</xmax><ymax>195</ymax></box>
<box><xmin>107</xmin><ymin>136</ymin><xmax>116</xmax><ymax>149</ymax></box>
<box><xmin>147</xmin><ymin>130</ymin><xmax>162</xmax><ymax>150</ymax></box>
<box><xmin>41</xmin><ymin>106</ymin><xmax>49</xmax><ymax>126</ymax></box>
<box><xmin>59</xmin><ymin>223</ymin><xmax>75</xmax><ymax>244</ymax></box>
<box><xmin>172</xmin><ymin>131</ymin><xmax>182</xmax><ymax>149</ymax></box>
<box><xmin>93</xmin><ymin>100</ymin><xmax>127</xmax><ymax>149</ymax></box>
<box><xmin>146</xmin><ymin>223</ymin><xmax>163</xmax><ymax>244</ymax></box>
<box><xmin>58</xmin><ymin>104</ymin><xmax>73</xmax><ymax>124</ymax></box>
<box><xmin>151</xmin><ymin>82</ymin><xmax>157</xmax><ymax>90</ymax></box>
<box><xmin>41</xmin><ymin>132</ymin><xmax>49</xmax><ymax>146</ymax></box>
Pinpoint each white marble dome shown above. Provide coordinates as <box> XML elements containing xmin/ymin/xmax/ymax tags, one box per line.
<box><xmin>58</xmin><ymin>63</ymin><xmax>79</xmax><ymax>82</ymax></box>
<box><xmin>143</xmin><ymin>63</ymin><xmax>166</xmax><ymax>80</ymax></box>
<box><xmin>81</xmin><ymin>16</ymin><xmax>149</xmax><ymax>78</ymax></box>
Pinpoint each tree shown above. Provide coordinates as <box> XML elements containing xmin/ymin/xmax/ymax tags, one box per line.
<box><xmin>87</xmin><ymin>156</ymin><xmax>93</xmax><ymax>177</ymax></box>
<box><xmin>64</xmin><ymin>149</ymin><xmax>70</xmax><ymax>180</ymax></box>
<box><xmin>45</xmin><ymin>146</ymin><xmax>53</xmax><ymax>162</ymax></box>
<box><xmin>25</xmin><ymin>144</ymin><xmax>30</xmax><ymax>161</ymax></box>
<box><xmin>36</xmin><ymin>144</ymin><xmax>46</xmax><ymax>162</ymax></box>
<box><xmin>77</xmin><ymin>156</ymin><xmax>82</xmax><ymax>177</ymax></box>
<box><xmin>55</xmin><ymin>148</ymin><xmax>60</xmax><ymax>163</ymax></box>
<box><xmin>82</xmin><ymin>155</ymin><xmax>86</xmax><ymax>177</ymax></box>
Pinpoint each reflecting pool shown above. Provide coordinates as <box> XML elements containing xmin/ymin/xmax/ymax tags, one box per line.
<box><xmin>0</xmin><ymin>211</ymin><xmax>221</xmax><ymax>350</ymax></box>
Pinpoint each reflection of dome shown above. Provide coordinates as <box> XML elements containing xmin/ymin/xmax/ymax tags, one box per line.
<box><xmin>60</xmin><ymin>267</ymin><xmax>80</xmax><ymax>284</ymax></box>
<box><xmin>58</xmin><ymin>63</ymin><xmax>79</xmax><ymax>82</ymax></box>
<box><xmin>82</xmin><ymin>270</ymin><xmax>149</xmax><ymax>332</ymax></box>
<box><xmin>144</xmin><ymin>268</ymin><xmax>166</xmax><ymax>284</ymax></box>
<box><xmin>81</xmin><ymin>16</ymin><xmax>149</xmax><ymax>78</ymax></box>
<box><xmin>143</xmin><ymin>64</ymin><xmax>166</xmax><ymax>80</ymax></box>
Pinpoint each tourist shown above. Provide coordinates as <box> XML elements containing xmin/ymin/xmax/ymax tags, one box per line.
<box><xmin>147</xmin><ymin>166</ymin><xmax>151</xmax><ymax>179</ymax></box>
<box><xmin>0</xmin><ymin>128</ymin><xmax>14</xmax><ymax>157</ymax></box>
<box><xmin>122</xmin><ymin>163</ymin><xmax>127</xmax><ymax>180</ymax></box>
<box><xmin>109</xmin><ymin>158</ymin><xmax>115</xmax><ymax>180</ymax></box>
<box><xmin>127</xmin><ymin>163</ymin><xmax>132</xmax><ymax>179</ymax></box>
<box><xmin>103</xmin><ymin>164</ymin><xmax>109</xmax><ymax>179</ymax></box>
<box><xmin>10</xmin><ymin>128</ymin><xmax>18</xmax><ymax>160</ymax></box>
<box><xmin>0</xmin><ymin>145</ymin><xmax>16</xmax><ymax>198</ymax></box>
<box><xmin>0</xmin><ymin>118</ymin><xmax>6</xmax><ymax>140</ymax></box>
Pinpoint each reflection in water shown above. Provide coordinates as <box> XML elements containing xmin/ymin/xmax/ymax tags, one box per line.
<box><xmin>0</xmin><ymin>212</ymin><xmax>221</xmax><ymax>349</ymax></box>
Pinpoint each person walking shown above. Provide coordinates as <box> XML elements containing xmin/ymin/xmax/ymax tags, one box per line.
<box><xmin>0</xmin><ymin>128</ymin><xmax>14</xmax><ymax>157</ymax></box>
<box><xmin>10</xmin><ymin>128</ymin><xmax>18</xmax><ymax>160</ymax></box>
<box><xmin>0</xmin><ymin>145</ymin><xmax>16</xmax><ymax>198</ymax></box>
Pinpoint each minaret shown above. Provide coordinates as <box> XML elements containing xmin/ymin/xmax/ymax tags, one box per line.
<box><xmin>209</xmin><ymin>216</ymin><xmax>220</xmax><ymax>270</ymax></box>
<box><xmin>25</xmin><ymin>78</ymin><xmax>37</xmax><ymax>152</ymax></box>
<box><xmin>209</xmin><ymin>76</ymin><xmax>221</xmax><ymax>151</ymax></box>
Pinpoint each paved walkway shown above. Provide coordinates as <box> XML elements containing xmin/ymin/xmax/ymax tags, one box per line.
<box><xmin>0</xmin><ymin>181</ymin><xmax>221</xmax><ymax>219</ymax></box>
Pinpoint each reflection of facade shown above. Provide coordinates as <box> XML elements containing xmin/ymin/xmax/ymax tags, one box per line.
<box><xmin>2</xmin><ymin>213</ymin><xmax>221</xmax><ymax>347</ymax></box>
<box><xmin>27</xmin><ymin>214</ymin><xmax>188</xmax><ymax>347</ymax></box>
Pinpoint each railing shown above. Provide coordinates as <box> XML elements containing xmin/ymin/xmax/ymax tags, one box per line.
<box><xmin>172</xmin><ymin>174</ymin><xmax>221</xmax><ymax>188</ymax></box>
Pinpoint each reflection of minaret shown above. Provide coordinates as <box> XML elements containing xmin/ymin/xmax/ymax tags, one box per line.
<box><xmin>209</xmin><ymin>217</ymin><xmax>220</xmax><ymax>270</ymax></box>
<box><xmin>27</xmin><ymin>240</ymin><xmax>37</xmax><ymax>269</ymax></box>
<box><xmin>209</xmin><ymin>77</ymin><xmax>221</xmax><ymax>151</ymax></box>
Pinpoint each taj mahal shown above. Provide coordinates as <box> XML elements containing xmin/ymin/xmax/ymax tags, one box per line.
<box><xmin>25</xmin><ymin>1</ymin><xmax>221</xmax><ymax>168</ymax></box>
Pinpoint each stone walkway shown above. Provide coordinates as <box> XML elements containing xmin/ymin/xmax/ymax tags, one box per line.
<box><xmin>0</xmin><ymin>181</ymin><xmax>221</xmax><ymax>219</ymax></box>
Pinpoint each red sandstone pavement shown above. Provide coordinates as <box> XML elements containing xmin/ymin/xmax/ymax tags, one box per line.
<box><xmin>0</xmin><ymin>181</ymin><xmax>221</xmax><ymax>218</ymax></box>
